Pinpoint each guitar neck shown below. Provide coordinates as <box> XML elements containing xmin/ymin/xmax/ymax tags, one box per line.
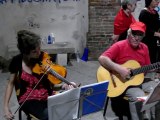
<box><xmin>131</xmin><ymin>62</ymin><xmax>160</xmax><ymax>76</ymax></box>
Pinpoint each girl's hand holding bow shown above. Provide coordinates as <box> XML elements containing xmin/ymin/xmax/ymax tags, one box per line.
<box><xmin>4</xmin><ymin>107</ymin><xmax>14</xmax><ymax>120</ymax></box>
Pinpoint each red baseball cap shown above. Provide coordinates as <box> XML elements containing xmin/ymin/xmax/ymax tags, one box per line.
<box><xmin>130</xmin><ymin>21</ymin><xmax>146</xmax><ymax>33</ymax></box>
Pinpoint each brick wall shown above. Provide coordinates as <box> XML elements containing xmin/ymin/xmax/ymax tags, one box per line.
<box><xmin>87</xmin><ymin>0</ymin><xmax>120</xmax><ymax>60</ymax></box>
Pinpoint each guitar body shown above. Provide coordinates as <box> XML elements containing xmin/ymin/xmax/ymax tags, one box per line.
<box><xmin>97</xmin><ymin>60</ymin><xmax>144</xmax><ymax>97</ymax></box>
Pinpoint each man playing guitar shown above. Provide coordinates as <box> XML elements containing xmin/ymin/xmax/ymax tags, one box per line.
<box><xmin>98</xmin><ymin>21</ymin><xmax>160</xmax><ymax>120</ymax></box>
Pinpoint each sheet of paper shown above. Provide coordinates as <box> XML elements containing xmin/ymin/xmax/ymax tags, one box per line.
<box><xmin>141</xmin><ymin>81</ymin><xmax>160</xmax><ymax>111</ymax></box>
<box><xmin>137</xmin><ymin>96</ymin><xmax>148</xmax><ymax>102</ymax></box>
<box><xmin>48</xmin><ymin>88</ymin><xmax>80</xmax><ymax>120</ymax></box>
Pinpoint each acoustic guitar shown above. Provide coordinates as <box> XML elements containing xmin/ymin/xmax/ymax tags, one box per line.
<box><xmin>97</xmin><ymin>60</ymin><xmax>160</xmax><ymax>98</ymax></box>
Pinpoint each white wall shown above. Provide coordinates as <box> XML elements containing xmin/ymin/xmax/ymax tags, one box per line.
<box><xmin>133</xmin><ymin>0</ymin><xmax>145</xmax><ymax>20</ymax></box>
<box><xmin>155</xmin><ymin>2</ymin><xmax>160</xmax><ymax>18</ymax></box>
<box><xmin>119</xmin><ymin>0</ymin><xmax>144</xmax><ymax>21</ymax></box>
<box><xmin>0</xmin><ymin>0</ymin><xmax>88</xmax><ymax>58</ymax></box>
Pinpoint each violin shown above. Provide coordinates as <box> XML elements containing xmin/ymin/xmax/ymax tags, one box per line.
<box><xmin>15</xmin><ymin>52</ymin><xmax>78</xmax><ymax>115</ymax></box>
<box><xmin>32</xmin><ymin>52</ymin><xmax>77</xmax><ymax>87</ymax></box>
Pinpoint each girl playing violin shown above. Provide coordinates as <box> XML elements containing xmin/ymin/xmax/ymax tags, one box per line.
<box><xmin>3</xmin><ymin>30</ymin><xmax>76</xmax><ymax>120</ymax></box>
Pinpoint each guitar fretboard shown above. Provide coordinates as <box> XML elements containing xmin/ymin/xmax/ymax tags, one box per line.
<box><xmin>131</xmin><ymin>62</ymin><xmax>160</xmax><ymax>76</ymax></box>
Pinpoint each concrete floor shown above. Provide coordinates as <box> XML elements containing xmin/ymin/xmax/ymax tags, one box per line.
<box><xmin>0</xmin><ymin>60</ymin><xmax>120</xmax><ymax>120</ymax></box>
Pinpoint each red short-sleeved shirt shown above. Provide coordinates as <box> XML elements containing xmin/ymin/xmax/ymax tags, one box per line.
<box><xmin>18</xmin><ymin>70</ymin><xmax>49</xmax><ymax>103</ymax></box>
<box><xmin>9</xmin><ymin>52</ymin><xmax>54</xmax><ymax>104</ymax></box>
<box><xmin>114</xmin><ymin>8</ymin><xmax>136</xmax><ymax>35</ymax></box>
<box><xmin>102</xmin><ymin>40</ymin><xmax>150</xmax><ymax>66</ymax></box>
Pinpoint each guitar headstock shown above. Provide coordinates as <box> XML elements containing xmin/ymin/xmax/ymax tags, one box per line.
<box><xmin>155</xmin><ymin>62</ymin><xmax>160</xmax><ymax>70</ymax></box>
<box><xmin>158</xmin><ymin>62</ymin><xmax>160</xmax><ymax>67</ymax></box>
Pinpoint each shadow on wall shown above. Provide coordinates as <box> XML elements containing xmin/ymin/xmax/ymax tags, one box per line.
<box><xmin>0</xmin><ymin>56</ymin><xmax>11</xmax><ymax>72</ymax></box>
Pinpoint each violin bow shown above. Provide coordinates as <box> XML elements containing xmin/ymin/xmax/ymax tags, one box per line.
<box><xmin>14</xmin><ymin>70</ymin><xmax>47</xmax><ymax>114</ymax></box>
<box><xmin>46</xmin><ymin>66</ymin><xmax>79</xmax><ymax>88</ymax></box>
<box><xmin>45</xmin><ymin>59</ymin><xmax>80</xmax><ymax>88</ymax></box>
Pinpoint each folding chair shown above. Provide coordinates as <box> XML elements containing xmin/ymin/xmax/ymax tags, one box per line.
<box><xmin>103</xmin><ymin>95</ymin><xmax>131</xmax><ymax>120</ymax></box>
<box><xmin>19</xmin><ymin>109</ymin><xmax>39</xmax><ymax>120</ymax></box>
<box><xmin>16</xmin><ymin>88</ymin><xmax>39</xmax><ymax>120</ymax></box>
<box><xmin>96</xmin><ymin>66</ymin><xmax>131</xmax><ymax>120</ymax></box>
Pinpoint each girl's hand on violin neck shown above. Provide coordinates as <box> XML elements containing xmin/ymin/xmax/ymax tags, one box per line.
<box><xmin>4</xmin><ymin>107</ymin><xmax>14</xmax><ymax>120</ymax></box>
<box><xmin>62</xmin><ymin>82</ymin><xmax>76</xmax><ymax>90</ymax></box>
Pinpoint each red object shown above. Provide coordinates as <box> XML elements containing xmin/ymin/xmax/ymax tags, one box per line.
<box><xmin>130</xmin><ymin>21</ymin><xmax>146</xmax><ymax>33</ymax></box>
<box><xmin>114</xmin><ymin>8</ymin><xmax>136</xmax><ymax>35</ymax></box>
<box><xmin>102</xmin><ymin>40</ymin><xmax>150</xmax><ymax>66</ymax></box>
<box><xmin>19</xmin><ymin>70</ymin><xmax>49</xmax><ymax>103</ymax></box>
